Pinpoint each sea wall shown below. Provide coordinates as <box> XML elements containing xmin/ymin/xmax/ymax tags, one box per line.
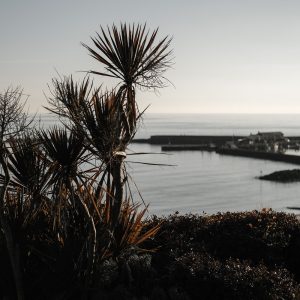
<box><xmin>133</xmin><ymin>135</ymin><xmax>244</xmax><ymax>146</ymax></box>
<box><xmin>161</xmin><ymin>144</ymin><xmax>216</xmax><ymax>151</ymax></box>
<box><xmin>133</xmin><ymin>135</ymin><xmax>300</xmax><ymax>145</ymax></box>
<box><xmin>216</xmin><ymin>148</ymin><xmax>300</xmax><ymax>165</ymax></box>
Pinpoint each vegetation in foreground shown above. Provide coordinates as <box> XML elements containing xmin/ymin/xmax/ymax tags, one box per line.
<box><xmin>1</xmin><ymin>208</ymin><xmax>300</xmax><ymax>299</ymax></box>
<box><xmin>1</xmin><ymin>23</ymin><xmax>300</xmax><ymax>300</ymax></box>
<box><xmin>0</xmin><ymin>23</ymin><xmax>172</xmax><ymax>299</ymax></box>
<box><xmin>95</xmin><ymin>209</ymin><xmax>300</xmax><ymax>299</ymax></box>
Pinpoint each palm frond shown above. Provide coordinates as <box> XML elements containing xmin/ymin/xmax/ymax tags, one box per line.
<box><xmin>7</xmin><ymin>134</ymin><xmax>50</xmax><ymax>198</ymax></box>
<box><xmin>38</xmin><ymin>127</ymin><xmax>86</xmax><ymax>186</ymax></box>
<box><xmin>112</xmin><ymin>199</ymin><xmax>161</xmax><ymax>254</ymax></box>
<box><xmin>82</xmin><ymin>23</ymin><xmax>173</xmax><ymax>89</ymax></box>
<box><xmin>47</xmin><ymin>76</ymin><xmax>134</xmax><ymax>160</ymax></box>
<box><xmin>46</xmin><ymin>76</ymin><xmax>95</xmax><ymax>124</ymax></box>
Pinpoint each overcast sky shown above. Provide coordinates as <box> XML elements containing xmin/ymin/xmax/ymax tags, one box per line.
<box><xmin>1</xmin><ymin>0</ymin><xmax>300</xmax><ymax>114</ymax></box>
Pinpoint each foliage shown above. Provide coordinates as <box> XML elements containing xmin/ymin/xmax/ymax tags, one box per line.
<box><xmin>79</xmin><ymin>211</ymin><xmax>300</xmax><ymax>299</ymax></box>
<box><xmin>171</xmin><ymin>252</ymin><xmax>299</xmax><ymax>300</ymax></box>
<box><xmin>82</xmin><ymin>23</ymin><xmax>173</xmax><ymax>89</ymax></box>
<box><xmin>2</xmin><ymin>22</ymin><xmax>300</xmax><ymax>300</ymax></box>
<box><xmin>46</xmin><ymin>23</ymin><xmax>172</xmax><ymax>238</ymax></box>
<box><xmin>7</xmin><ymin>133</ymin><xmax>49</xmax><ymax>197</ymax></box>
<box><xmin>0</xmin><ymin>86</ymin><xmax>34</xmax><ymax>143</ymax></box>
<box><xmin>140</xmin><ymin>210</ymin><xmax>300</xmax><ymax>299</ymax></box>
<box><xmin>147</xmin><ymin>210</ymin><xmax>300</xmax><ymax>272</ymax></box>
<box><xmin>0</xmin><ymin>23</ymin><xmax>173</xmax><ymax>299</ymax></box>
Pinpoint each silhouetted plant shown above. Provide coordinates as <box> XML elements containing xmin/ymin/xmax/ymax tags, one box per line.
<box><xmin>0</xmin><ymin>86</ymin><xmax>34</xmax><ymax>144</ymax></box>
<box><xmin>7</xmin><ymin>134</ymin><xmax>50</xmax><ymax>200</ymax></box>
<box><xmin>48</xmin><ymin>23</ymin><xmax>172</xmax><ymax>227</ymax></box>
<box><xmin>39</xmin><ymin>127</ymin><xmax>86</xmax><ymax>187</ymax></box>
<box><xmin>0</xmin><ymin>23</ymin><xmax>173</xmax><ymax>299</ymax></box>
<box><xmin>82</xmin><ymin>23</ymin><xmax>173</xmax><ymax>142</ymax></box>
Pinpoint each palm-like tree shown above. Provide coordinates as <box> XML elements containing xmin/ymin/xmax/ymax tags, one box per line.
<box><xmin>48</xmin><ymin>79</ymin><xmax>127</xmax><ymax>222</ymax></box>
<box><xmin>81</xmin><ymin>23</ymin><xmax>172</xmax><ymax>221</ymax></box>
<box><xmin>38</xmin><ymin>127</ymin><xmax>87</xmax><ymax>229</ymax></box>
<box><xmin>46</xmin><ymin>23</ymin><xmax>172</xmax><ymax>264</ymax></box>
<box><xmin>82</xmin><ymin>23</ymin><xmax>172</xmax><ymax>88</ymax></box>
<box><xmin>0</xmin><ymin>23</ymin><xmax>173</xmax><ymax>299</ymax></box>
<box><xmin>82</xmin><ymin>24</ymin><xmax>172</xmax><ymax>140</ymax></box>
<box><xmin>7</xmin><ymin>134</ymin><xmax>50</xmax><ymax>202</ymax></box>
<box><xmin>39</xmin><ymin>127</ymin><xmax>86</xmax><ymax>188</ymax></box>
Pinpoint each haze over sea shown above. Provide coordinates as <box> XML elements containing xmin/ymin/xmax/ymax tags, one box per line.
<box><xmin>42</xmin><ymin>113</ymin><xmax>300</xmax><ymax>216</ymax></box>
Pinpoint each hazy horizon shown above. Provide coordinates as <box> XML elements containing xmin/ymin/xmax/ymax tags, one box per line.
<box><xmin>2</xmin><ymin>0</ymin><xmax>300</xmax><ymax>114</ymax></box>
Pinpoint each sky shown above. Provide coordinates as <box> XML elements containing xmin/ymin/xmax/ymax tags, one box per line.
<box><xmin>1</xmin><ymin>0</ymin><xmax>300</xmax><ymax>114</ymax></box>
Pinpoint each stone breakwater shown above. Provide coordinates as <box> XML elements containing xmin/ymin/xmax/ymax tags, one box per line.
<box><xmin>259</xmin><ymin>169</ymin><xmax>300</xmax><ymax>182</ymax></box>
<box><xmin>133</xmin><ymin>135</ymin><xmax>300</xmax><ymax>145</ymax></box>
<box><xmin>216</xmin><ymin>148</ymin><xmax>300</xmax><ymax>165</ymax></box>
<box><xmin>133</xmin><ymin>135</ymin><xmax>244</xmax><ymax>146</ymax></box>
<box><xmin>133</xmin><ymin>135</ymin><xmax>300</xmax><ymax>164</ymax></box>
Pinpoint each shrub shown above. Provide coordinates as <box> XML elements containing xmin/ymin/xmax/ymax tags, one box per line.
<box><xmin>147</xmin><ymin>210</ymin><xmax>300</xmax><ymax>274</ymax></box>
<box><xmin>141</xmin><ymin>210</ymin><xmax>300</xmax><ymax>299</ymax></box>
<box><xmin>170</xmin><ymin>252</ymin><xmax>300</xmax><ymax>300</ymax></box>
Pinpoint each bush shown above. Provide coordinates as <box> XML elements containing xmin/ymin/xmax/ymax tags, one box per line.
<box><xmin>170</xmin><ymin>252</ymin><xmax>300</xmax><ymax>299</ymax></box>
<box><xmin>147</xmin><ymin>210</ymin><xmax>300</xmax><ymax>274</ymax></box>
<box><xmin>140</xmin><ymin>210</ymin><xmax>300</xmax><ymax>299</ymax></box>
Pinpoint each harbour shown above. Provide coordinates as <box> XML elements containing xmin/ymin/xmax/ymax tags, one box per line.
<box><xmin>134</xmin><ymin>134</ymin><xmax>300</xmax><ymax>164</ymax></box>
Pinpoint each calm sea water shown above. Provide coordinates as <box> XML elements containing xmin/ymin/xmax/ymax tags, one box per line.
<box><xmin>41</xmin><ymin>113</ymin><xmax>300</xmax><ymax>216</ymax></box>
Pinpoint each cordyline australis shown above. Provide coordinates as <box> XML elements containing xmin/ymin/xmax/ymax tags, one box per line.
<box><xmin>47</xmin><ymin>23</ymin><xmax>172</xmax><ymax>228</ymax></box>
<box><xmin>0</xmin><ymin>23</ymin><xmax>172</xmax><ymax>299</ymax></box>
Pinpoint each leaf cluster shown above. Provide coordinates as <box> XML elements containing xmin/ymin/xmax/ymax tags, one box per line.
<box><xmin>82</xmin><ymin>23</ymin><xmax>173</xmax><ymax>89</ymax></box>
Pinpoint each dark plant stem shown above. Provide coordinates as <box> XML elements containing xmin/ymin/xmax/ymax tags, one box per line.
<box><xmin>77</xmin><ymin>191</ymin><xmax>97</xmax><ymax>287</ymax></box>
<box><xmin>111</xmin><ymin>158</ymin><xmax>123</xmax><ymax>226</ymax></box>
<box><xmin>0</xmin><ymin>150</ymin><xmax>24</xmax><ymax>300</ymax></box>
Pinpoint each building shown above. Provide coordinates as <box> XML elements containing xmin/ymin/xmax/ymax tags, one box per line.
<box><xmin>237</xmin><ymin>131</ymin><xmax>288</xmax><ymax>153</ymax></box>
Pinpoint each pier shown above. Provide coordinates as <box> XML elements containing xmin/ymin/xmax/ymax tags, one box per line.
<box><xmin>216</xmin><ymin>148</ymin><xmax>300</xmax><ymax>165</ymax></box>
<box><xmin>161</xmin><ymin>144</ymin><xmax>216</xmax><ymax>151</ymax></box>
<box><xmin>133</xmin><ymin>135</ymin><xmax>244</xmax><ymax>146</ymax></box>
<box><xmin>133</xmin><ymin>135</ymin><xmax>300</xmax><ymax>164</ymax></box>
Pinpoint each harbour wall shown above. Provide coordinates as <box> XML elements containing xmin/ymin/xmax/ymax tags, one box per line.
<box><xmin>133</xmin><ymin>135</ymin><xmax>244</xmax><ymax>146</ymax></box>
<box><xmin>216</xmin><ymin>148</ymin><xmax>300</xmax><ymax>165</ymax></box>
<box><xmin>161</xmin><ymin>144</ymin><xmax>215</xmax><ymax>151</ymax></box>
<box><xmin>133</xmin><ymin>135</ymin><xmax>300</xmax><ymax>164</ymax></box>
<box><xmin>133</xmin><ymin>135</ymin><xmax>300</xmax><ymax>146</ymax></box>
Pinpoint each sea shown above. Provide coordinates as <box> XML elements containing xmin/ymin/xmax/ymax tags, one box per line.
<box><xmin>41</xmin><ymin>113</ymin><xmax>300</xmax><ymax>216</ymax></box>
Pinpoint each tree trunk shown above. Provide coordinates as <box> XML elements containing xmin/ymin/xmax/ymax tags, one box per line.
<box><xmin>0</xmin><ymin>151</ymin><xmax>24</xmax><ymax>300</ymax></box>
<box><xmin>111</xmin><ymin>158</ymin><xmax>123</xmax><ymax>226</ymax></box>
<box><xmin>0</xmin><ymin>216</ymin><xmax>24</xmax><ymax>300</ymax></box>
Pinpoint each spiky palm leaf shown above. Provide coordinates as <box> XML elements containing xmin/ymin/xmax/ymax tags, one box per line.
<box><xmin>38</xmin><ymin>127</ymin><xmax>87</xmax><ymax>232</ymax></box>
<box><xmin>73</xmin><ymin>88</ymin><xmax>128</xmax><ymax>226</ymax></box>
<box><xmin>7</xmin><ymin>134</ymin><xmax>50</xmax><ymax>199</ymax></box>
<box><xmin>76</xmin><ymin>184</ymin><xmax>160</xmax><ymax>260</ymax></box>
<box><xmin>48</xmin><ymin>77</ymin><xmax>131</xmax><ymax>159</ymax></box>
<box><xmin>113</xmin><ymin>200</ymin><xmax>160</xmax><ymax>254</ymax></box>
<box><xmin>39</xmin><ymin>127</ymin><xmax>86</xmax><ymax>187</ymax></box>
<box><xmin>46</xmin><ymin>76</ymin><xmax>94</xmax><ymax>126</ymax></box>
<box><xmin>82</xmin><ymin>90</ymin><xmax>130</xmax><ymax>159</ymax></box>
<box><xmin>82</xmin><ymin>23</ymin><xmax>173</xmax><ymax>140</ymax></box>
<box><xmin>45</xmin><ymin>23</ymin><xmax>172</xmax><ymax>239</ymax></box>
<box><xmin>82</xmin><ymin>23</ymin><xmax>172</xmax><ymax>89</ymax></box>
<box><xmin>47</xmin><ymin>78</ymin><xmax>128</xmax><ymax>221</ymax></box>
